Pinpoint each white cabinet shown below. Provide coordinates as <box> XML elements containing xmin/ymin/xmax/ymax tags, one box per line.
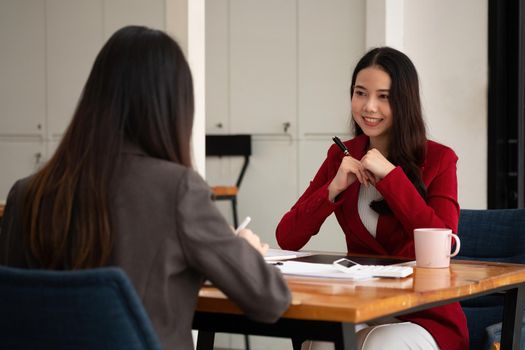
<box><xmin>45</xmin><ymin>0</ymin><xmax>166</xmax><ymax>139</ymax></box>
<box><xmin>0</xmin><ymin>0</ymin><xmax>167</xmax><ymax>201</ymax></box>
<box><xmin>294</xmin><ymin>0</ymin><xmax>364</xmax><ymax>252</ymax></box>
<box><xmin>229</xmin><ymin>0</ymin><xmax>297</xmax><ymax>135</ymax></box>
<box><xmin>297</xmin><ymin>0</ymin><xmax>365</xmax><ymax>136</ymax></box>
<box><xmin>0</xmin><ymin>1</ymin><xmax>45</xmax><ymax>199</ymax></box>
<box><xmin>237</xmin><ymin>137</ymin><xmax>297</xmax><ymax>245</ymax></box>
<box><xmin>205</xmin><ymin>0</ymin><xmax>229</xmax><ymax>133</ymax></box>
<box><xmin>0</xmin><ymin>0</ymin><xmax>46</xmax><ymax>136</ymax></box>
<box><xmin>205</xmin><ymin>0</ymin><xmax>365</xmax><ymax>253</ymax></box>
<box><xmin>207</xmin><ymin>136</ymin><xmax>297</xmax><ymax>246</ymax></box>
<box><xmin>0</xmin><ymin>141</ymin><xmax>43</xmax><ymax>199</ymax></box>
<box><xmin>103</xmin><ymin>0</ymin><xmax>166</xmax><ymax>37</ymax></box>
<box><xmin>205</xmin><ymin>2</ymin><xmax>364</xmax><ymax>348</ymax></box>
<box><xmin>198</xmin><ymin>0</ymin><xmax>299</xmax><ymax>138</ymax></box>
<box><xmin>46</xmin><ymin>0</ymin><xmax>104</xmax><ymax>138</ymax></box>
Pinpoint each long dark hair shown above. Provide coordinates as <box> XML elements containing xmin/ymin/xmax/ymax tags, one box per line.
<box><xmin>351</xmin><ymin>47</ymin><xmax>427</xmax><ymax>213</ymax></box>
<box><xmin>22</xmin><ymin>26</ymin><xmax>194</xmax><ymax>269</ymax></box>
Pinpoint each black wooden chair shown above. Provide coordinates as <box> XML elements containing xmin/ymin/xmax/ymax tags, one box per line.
<box><xmin>206</xmin><ymin>134</ymin><xmax>251</xmax><ymax>228</ymax></box>
<box><xmin>206</xmin><ymin>134</ymin><xmax>252</xmax><ymax>350</ymax></box>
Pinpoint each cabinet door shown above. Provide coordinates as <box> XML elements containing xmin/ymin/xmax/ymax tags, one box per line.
<box><xmin>0</xmin><ymin>0</ymin><xmax>45</xmax><ymax>136</ymax></box>
<box><xmin>237</xmin><ymin>137</ymin><xmax>297</xmax><ymax>246</ymax></box>
<box><xmin>205</xmin><ymin>0</ymin><xmax>229</xmax><ymax>134</ymax></box>
<box><xmin>298</xmin><ymin>0</ymin><xmax>365</xmax><ymax>137</ymax></box>
<box><xmin>207</xmin><ymin>137</ymin><xmax>297</xmax><ymax>246</ymax></box>
<box><xmin>46</xmin><ymin>0</ymin><xmax>104</xmax><ymax>138</ymax></box>
<box><xmin>103</xmin><ymin>0</ymin><xmax>166</xmax><ymax>36</ymax></box>
<box><xmin>0</xmin><ymin>141</ymin><xmax>43</xmax><ymax>200</ymax></box>
<box><xmin>229</xmin><ymin>0</ymin><xmax>297</xmax><ymax>135</ymax></box>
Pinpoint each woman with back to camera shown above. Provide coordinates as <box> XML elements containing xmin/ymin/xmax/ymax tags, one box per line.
<box><xmin>0</xmin><ymin>25</ymin><xmax>291</xmax><ymax>350</ymax></box>
<box><xmin>276</xmin><ymin>47</ymin><xmax>468</xmax><ymax>349</ymax></box>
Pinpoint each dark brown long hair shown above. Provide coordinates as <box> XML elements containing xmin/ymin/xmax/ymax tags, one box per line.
<box><xmin>351</xmin><ymin>47</ymin><xmax>427</xmax><ymax>213</ymax></box>
<box><xmin>22</xmin><ymin>26</ymin><xmax>194</xmax><ymax>269</ymax></box>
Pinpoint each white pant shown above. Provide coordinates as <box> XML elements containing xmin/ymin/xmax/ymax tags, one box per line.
<box><xmin>300</xmin><ymin>319</ymin><xmax>440</xmax><ymax>350</ymax></box>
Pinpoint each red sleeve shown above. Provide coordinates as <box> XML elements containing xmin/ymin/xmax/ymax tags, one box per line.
<box><xmin>375</xmin><ymin>145</ymin><xmax>460</xmax><ymax>241</ymax></box>
<box><xmin>275</xmin><ymin>146</ymin><xmax>340</xmax><ymax>251</ymax></box>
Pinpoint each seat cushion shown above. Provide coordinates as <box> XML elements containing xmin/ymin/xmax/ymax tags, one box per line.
<box><xmin>211</xmin><ymin>186</ymin><xmax>238</xmax><ymax>197</ymax></box>
<box><xmin>485</xmin><ymin>314</ymin><xmax>525</xmax><ymax>350</ymax></box>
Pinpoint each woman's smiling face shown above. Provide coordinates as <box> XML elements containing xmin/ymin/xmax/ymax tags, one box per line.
<box><xmin>351</xmin><ymin>66</ymin><xmax>393</xmax><ymax>145</ymax></box>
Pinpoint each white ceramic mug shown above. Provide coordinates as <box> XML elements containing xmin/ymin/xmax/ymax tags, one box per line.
<box><xmin>414</xmin><ymin>228</ymin><xmax>461</xmax><ymax>268</ymax></box>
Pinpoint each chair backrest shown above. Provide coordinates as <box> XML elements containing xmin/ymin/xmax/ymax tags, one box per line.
<box><xmin>206</xmin><ymin>134</ymin><xmax>252</xmax><ymax>188</ymax></box>
<box><xmin>456</xmin><ymin>208</ymin><xmax>525</xmax><ymax>263</ymax></box>
<box><xmin>456</xmin><ymin>208</ymin><xmax>525</xmax><ymax>350</ymax></box>
<box><xmin>0</xmin><ymin>266</ymin><xmax>163</xmax><ymax>350</ymax></box>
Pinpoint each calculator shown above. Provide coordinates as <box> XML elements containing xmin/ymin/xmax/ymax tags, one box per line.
<box><xmin>333</xmin><ymin>258</ymin><xmax>413</xmax><ymax>278</ymax></box>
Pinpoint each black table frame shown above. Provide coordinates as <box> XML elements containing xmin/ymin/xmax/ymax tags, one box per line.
<box><xmin>193</xmin><ymin>284</ymin><xmax>525</xmax><ymax>350</ymax></box>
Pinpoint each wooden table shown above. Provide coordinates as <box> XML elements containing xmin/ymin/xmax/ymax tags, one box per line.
<box><xmin>193</xmin><ymin>257</ymin><xmax>525</xmax><ymax>350</ymax></box>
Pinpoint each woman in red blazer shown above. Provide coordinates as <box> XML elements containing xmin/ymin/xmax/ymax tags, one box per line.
<box><xmin>276</xmin><ymin>47</ymin><xmax>468</xmax><ymax>350</ymax></box>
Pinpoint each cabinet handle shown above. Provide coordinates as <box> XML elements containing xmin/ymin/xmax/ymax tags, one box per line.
<box><xmin>283</xmin><ymin>122</ymin><xmax>291</xmax><ymax>133</ymax></box>
<box><xmin>215</xmin><ymin>122</ymin><xmax>223</xmax><ymax>129</ymax></box>
<box><xmin>34</xmin><ymin>152</ymin><xmax>42</xmax><ymax>165</ymax></box>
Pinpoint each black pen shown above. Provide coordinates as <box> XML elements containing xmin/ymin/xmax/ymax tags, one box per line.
<box><xmin>332</xmin><ymin>136</ymin><xmax>350</xmax><ymax>156</ymax></box>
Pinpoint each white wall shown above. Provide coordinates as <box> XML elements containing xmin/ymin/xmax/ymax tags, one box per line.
<box><xmin>365</xmin><ymin>0</ymin><xmax>487</xmax><ymax>209</ymax></box>
<box><xmin>403</xmin><ymin>0</ymin><xmax>488</xmax><ymax>209</ymax></box>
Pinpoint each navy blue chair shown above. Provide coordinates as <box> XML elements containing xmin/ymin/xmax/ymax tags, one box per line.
<box><xmin>0</xmin><ymin>265</ymin><xmax>163</xmax><ymax>350</ymax></box>
<box><xmin>456</xmin><ymin>208</ymin><xmax>525</xmax><ymax>350</ymax></box>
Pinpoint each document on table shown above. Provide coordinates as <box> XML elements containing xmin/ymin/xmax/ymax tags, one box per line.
<box><xmin>276</xmin><ymin>261</ymin><xmax>373</xmax><ymax>280</ymax></box>
<box><xmin>264</xmin><ymin>248</ymin><xmax>313</xmax><ymax>261</ymax></box>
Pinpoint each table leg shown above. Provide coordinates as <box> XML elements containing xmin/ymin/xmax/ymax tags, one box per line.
<box><xmin>291</xmin><ymin>337</ymin><xmax>304</xmax><ymax>350</ymax></box>
<box><xmin>333</xmin><ymin>323</ymin><xmax>358</xmax><ymax>350</ymax></box>
<box><xmin>196</xmin><ymin>330</ymin><xmax>215</xmax><ymax>350</ymax></box>
<box><xmin>193</xmin><ymin>313</ymin><xmax>359</xmax><ymax>350</ymax></box>
<box><xmin>292</xmin><ymin>323</ymin><xmax>357</xmax><ymax>350</ymax></box>
<box><xmin>244</xmin><ymin>334</ymin><xmax>251</xmax><ymax>350</ymax></box>
<box><xmin>500</xmin><ymin>285</ymin><xmax>525</xmax><ymax>350</ymax></box>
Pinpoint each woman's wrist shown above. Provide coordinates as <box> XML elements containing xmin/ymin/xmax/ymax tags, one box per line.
<box><xmin>379</xmin><ymin>164</ymin><xmax>397</xmax><ymax>180</ymax></box>
<box><xmin>327</xmin><ymin>182</ymin><xmax>340</xmax><ymax>202</ymax></box>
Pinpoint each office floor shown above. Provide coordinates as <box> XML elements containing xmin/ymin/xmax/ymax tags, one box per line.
<box><xmin>207</xmin><ymin>334</ymin><xmax>293</xmax><ymax>350</ymax></box>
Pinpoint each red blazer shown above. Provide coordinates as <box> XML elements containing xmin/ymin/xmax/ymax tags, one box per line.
<box><xmin>276</xmin><ymin>134</ymin><xmax>468</xmax><ymax>350</ymax></box>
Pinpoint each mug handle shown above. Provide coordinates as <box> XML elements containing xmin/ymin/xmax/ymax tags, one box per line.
<box><xmin>448</xmin><ymin>233</ymin><xmax>461</xmax><ymax>257</ymax></box>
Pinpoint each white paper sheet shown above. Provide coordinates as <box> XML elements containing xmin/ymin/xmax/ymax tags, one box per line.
<box><xmin>264</xmin><ymin>248</ymin><xmax>313</xmax><ymax>261</ymax></box>
<box><xmin>276</xmin><ymin>261</ymin><xmax>373</xmax><ymax>280</ymax></box>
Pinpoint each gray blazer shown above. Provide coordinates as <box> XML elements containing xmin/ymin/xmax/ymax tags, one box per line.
<box><xmin>0</xmin><ymin>145</ymin><xmax>291</xmax><ymax>350</ymax></box>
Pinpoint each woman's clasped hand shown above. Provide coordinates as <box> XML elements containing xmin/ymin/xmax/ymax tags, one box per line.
<box><xmin>328</xmin><ymin>148</ymin><xmax>396</xmax><ymax>202</ymax></box>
